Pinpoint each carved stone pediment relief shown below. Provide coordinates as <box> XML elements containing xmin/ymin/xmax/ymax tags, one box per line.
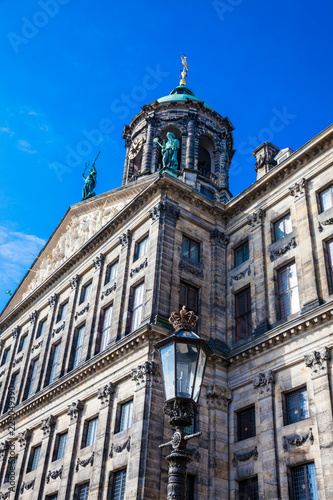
<box><xmin>76</xmin><ymin>452</ymin><xmax>94</xmax><ymax>472</ymax></box>
<box><xmin>232</xmin><ymin>446</ymin><xmax>258</xmax><ymax>466</ymax></box>
<box><xmin>269</xmin><ymin>236</ymin><xmax>297</xmax><ymax>261</ymax></box>
<box><xmin>110</xmin><ymin>437</ymin><xmax>131</xmax><ymax>458</ymax></box>
<box><xmin>283</xmin><ymin>428</ymin><xmax>314</xmax><ymax>451</ymax></box>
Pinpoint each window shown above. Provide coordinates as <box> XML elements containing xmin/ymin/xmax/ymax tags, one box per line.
<box><xmin>76</xmin><ymin>482</ymin><xmax>89</xmax><ymax>500</ymax></box>
<box><xmin>53</xmin><ymin>432</ymin><xmax>67</xmax><ymax>461</ymax></box>
<box><xmin>4</xmin><ymin>371</ymin><xmax>19</xmax><ymax>412</ymax></box>
<box><xmin>182</xmin><ymin>236</ymin><xmax>200</xmax><ymax>262</ymax></box>
<box><xmin>18</xmin><ymin>333</ymin><xmax>28</xmax><ymax>353</ymax></box>
<box><xmin>26</xmin><ymin>358</ymin><xmax>39</xmax><ymax>399</ymax></box>
<box><xmin>1</xmin><ymin>347</ymin><xmax>10</xmax><ymax>366</ymax></box>
<box><xmin>179</xmin><ymin>282</ymin><xmax>199</xmax><ymax>331</ymax></box>
<box><xmin>327</xmin><ymin>239</ymin><xmax>333</xmax><ymax>293</ymax></box>
<box><xmin>48</xmin><ymin>343</ymin><xmax>61</xmax><ymax>384</ymax></box>
<box><xmin>235</xmin><ymin>287</ymin><xmax>252</xmax><ymax>341</ymax></box>
<box><xmin>80</xmin><ymin>282</ymin><xmax>92</xmax><ymax>305</ymax></box>
<box><xmin>274</xmin><ymin>213</ymin><xmax>292</xmax><ymax>241</ymax></box>
<box><xmin>27</xmin><ymin>445</ymin><xmax>41</xmax><ymax>472</ymax></box>
<box><xmin>237</xmin><ymin>406</ymin><xmax>256</xmax><ymax>441</ymax></box>
<box><xmin>4</xmin><ymin>456</ymin><xmax>17</xmax><ymax>483</ymax></box>
<box><xmin>72</xmin><ymin>325</ymin><xmax>85</xmax><ymax>369</ymax></box>
<box><xmin>118</xmin><ymin>401</ymin><xmax>133</xmax><ymax>432</ymax></box>
<box><xmin>320</xmin><ymin>186</ymin><xmax>333</xmax><ymax>212</ymax></box>
<box><xmin>130</xmin><ymin>282</ymin><xmax>144</xmax><ymax>332</ymax></box>
<box><xmin>285</xmin><ymin>387</ymin><xmax>309</xmax><ymax>425</ymax></box>
<box><xmin>113</xmin><ymin>469</ymin><xmax>127</xmax><ymax>500</ymax></box>
<box><xmin>36</xmin><ymin>318</ymin><xmax>47</xmax><ymax>338</ymax></box>
<box><xmin>135</xmin><ymin>236</ymin><xmax>149</xmax><ymax>261</ymax></box>
<box><xmin>100</xmin><ymin>305</ymin><xmax>113</xmax><ymax>352</ymax></box>
<box><xmin>291</xmin><ymin>463</ymin><xmax>318</xmax><ymax>500</ymax></box>
<box><xmin>234</xmin><ymin>241</ymin><xmax>249</xmax><ymax>267</ymax></box>
<box><xmin>277</xmin><ymin>262</ymin><xmax>300</xmax><ymax>319</ymax></box>
<box><xmin>57</xmin><ymin>301</ymin><xmax>68</xmax><ymax>322</ymax></box>
<box><xmin>83</xmin><ymin>418</ymin><xmax>98</xmax><ymax>447</ymax></box>
<box><xmin>105</xmin><ymin>260</ymin><xmax>118</xmax><ymax>285</ymax></box>
<box><xmin>186</xmin><ymin>474</ymin><xmax>196</xmax><ymax>500</ymax></box>
<box><xmin>239</xmin><ymin>477</ymin><xmax>259</xmax><ymax>500</ymax></box>
<box><xmin>46</xmin><ymin>495</ymin><xmax>58</xmax><ymax>500</ymax></box>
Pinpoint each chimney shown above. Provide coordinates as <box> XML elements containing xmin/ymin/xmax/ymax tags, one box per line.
<box><xmin>252</xmin><ymin>142</ymin><xmax>280</xmax><ymax>180</ymax></box>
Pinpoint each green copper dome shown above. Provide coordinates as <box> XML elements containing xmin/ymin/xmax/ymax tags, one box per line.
<box><xmin>157</xmin><ymin>85</ymin><xmax>214</xmax><ymax>110</ymax></box>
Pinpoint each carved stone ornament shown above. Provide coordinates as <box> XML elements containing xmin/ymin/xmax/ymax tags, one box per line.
<box><xmin>46</xmin><ymin>465</ymin><xmax>63</xmax><ymax>483</ymax></box>
<box><xmin>0</xmin><ymin>441</ymin><xmax>8</xmax><ymax>460</ymax></box>
<box><xmin>0</xmin><ymin>491</ymin><xmax>10</xmax><ymax>499</ymax></box>
<box><xmin>169</xmin><ymin>306</ymin><xmax>198</xmax><ymax>333</ymax></box>
<box><xmin>206</xmin><ymin>384</ymin><xmax>232</xmax><ymax>409</ymax></box>
<box><xmin>119</xmin><ymin>229</ymin><xmax>132</xmax><ymax>248</ymax></box>
<box><xmin>247</xmin><ymin>209</ymin><xmax>264</xmax><ymax>227</ymax></box>
<box><xmin>97</xmin><ymin>382</ymin><xmax>115</xmax><ymax>405</ymax></box>
<box><xmin>232</xmin><ymin>446</ymin><xmax>258</xmax><ymax>467</ymax></box>
<box><xmin>70</xmin><ymin>274</ymin><xmax>80</xmax><ymax>290</ymax></box>
<box><xmin>179</xmin><ymin>261</ymin><xmax>204</xmax><ymax>279</ymax></box>
<box><xmin>40</xmin><ymin>415</ymin><xmax>55</xmax><ymax>437</ymax></box>
<box><xmin>48</xmin><ymin>293</ymin><xmax>58</xmax><ymax>308</ymax></box>
<box><xmin>210</xmin><ymin>229</ymin><xmax>229</xmax><ymax>248</ymax></box>
<box><xmin>18</xmin><ymin>429</ymin><xmax>31</xmax><ymax>448</ymax></box>
<box><xmin>93</xmin><ymin>253</ymin><xmax>104</xmax><ymax>270</ymax></box>
<box><xmin>75</xmin><ymin>304</ymin><xmax>89</xmax><ymax>321</ymax></box>
<box><xmin>304</xmin><ymin>348</ymin><xmax>329</xmax><ymax>378</ymax></box>
<box><xmin>20</xmin><ymin>478</ymin><xmax>35</xmax><ymax>494</ymax></box>
<box><xmin>318</xmin><ymin>218</ymin><xmax>333</xmax><ymax>232</ymax></box>
<box><xmin>31</xmin><ymin>339</ymin><xmax>43</xmax><ymax>353</ymax></box>
<box><xmin>283</xmin><ymin>428</ymin><xmax>314</xmax><ymax>451</ymax></box>
<box><xmin>270</xmin><ymin>237</ymin><xmax>297</xmax><ymax>261</ymax></box>
<box><xmin>29</xmin><ymin>310</ymin><xmax>38</xmax><ymax>324</ymax></box>
<box><xmin>109</xmin><ymin>437</ymin><xmax>131</xmax><ymax>458</ymax></box>
<box><xmin>12</xmin><ymin>326</ymin><xmax>20</xmax><ymax>339</ymax></box>
<box><xmin>130</xmin><ymin>258</ymin><xmax>148</xmax><ymax>278</ymax></box>
<box><xmin>289</xmin><ymin>178</ymin><xmax>307</xmax><ymax>198</ymax></box>
<box><xmin>67</xmin><ymin>400</ymin><xmax>84</xmax><ymax>422</ymax></box>
<box><xmin>164</xmin><ymin>399</ymin><xmax>197</xmax><ymax>427</ymax></box>
<box><xmin>101</xmin><ymin>282</ymin><xmax>116</xmax><ymax>300</ymax></box>
<box><xmin>132</xmin><ymin>361</ymin><xmax>157</xmax><ymax>388</ymax></box>
<box><xmin>230</xmin><ymin>266</ymin><xmax>251</xmax><ymax>284</ymax></box>
<box><xmin>253</xmin><ymin>370</ymin><xmax>274</xmax><ymax>398</ymax></box>
<box><xmin>149</xmin><ymin>201</ymin><xmax>180</xmax><ymax>223</ymax></box>
<box><xmin>12</xmin><ymin>353</ymin><xmax>24</xmax><ymax>368</ymax></box>
<box><xmin>76</xmin><ymin>452</ymin><xmax>94</xmax><ymax>472</ymax></box>
<box><xmin>52</xmin><ymin>321</ymin><xmax>65</xmax><ymax>338</ymax></box>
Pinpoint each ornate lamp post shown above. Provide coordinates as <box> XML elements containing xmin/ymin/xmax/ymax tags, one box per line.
<box><xmin>154</xmin><ymin>306</ymin><xmax>212</xmax><ymax>500</ymax></box>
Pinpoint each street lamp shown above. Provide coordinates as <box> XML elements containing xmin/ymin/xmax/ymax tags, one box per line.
<box><xmin>154</xmin><ymin>306</ymin><xmax>212</xmax><ymax>500</ymax></box>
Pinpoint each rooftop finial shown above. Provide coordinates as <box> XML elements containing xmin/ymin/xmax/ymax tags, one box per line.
<box><xmin>179</xmin><ymin>53</ymin><xmax>188</xmax><ymax>86</ymax></box>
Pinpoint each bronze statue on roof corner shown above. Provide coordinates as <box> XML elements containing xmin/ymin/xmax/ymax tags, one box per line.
<box><xmin>82</xmin><ymin>151</ymin><xmax>100</xmax><ymax>201</ymax></box>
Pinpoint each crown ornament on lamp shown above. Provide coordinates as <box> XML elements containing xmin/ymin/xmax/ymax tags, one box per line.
<box><xmin>169</xmin><ymin>305</ymin><xmax>198</xmax><ymax>332</ymax></box>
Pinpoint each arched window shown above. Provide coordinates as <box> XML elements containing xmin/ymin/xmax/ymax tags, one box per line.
<box><xmin>198</xmin><ymin>135</ymin><xmax>215</xmax><ymax>175</ymax></box>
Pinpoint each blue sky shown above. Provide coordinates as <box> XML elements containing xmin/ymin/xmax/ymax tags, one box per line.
<box><xmin>0</xmin><ymin>0</ymin><xmax>332</xmax><ymax>312</ymax></box>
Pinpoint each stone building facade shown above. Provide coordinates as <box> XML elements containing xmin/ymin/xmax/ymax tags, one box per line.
<box><xmin>0</xmin><ymin>81</ymin><xmax>332</xmax><ymax>500</ymax></box>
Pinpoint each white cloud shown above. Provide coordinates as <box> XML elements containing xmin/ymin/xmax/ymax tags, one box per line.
<box><xmin>0</xmin><ymin>127</ymin><xmax>14</xmax><ymax>136</ymax></box>
<box><xmin>28</xmin><ymin>110</ymin><xmax>38</xmax><ymax>116</ymax></box>
<box><xmin>17</xmin><ymin>139</ymin><xmax>37</xmax><ymax>154</ymax></box>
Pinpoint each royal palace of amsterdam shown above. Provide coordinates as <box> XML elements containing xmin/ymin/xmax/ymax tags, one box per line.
<box><xmin>0</xmin><ymin>61</ymin><xmax>333</xmax><ymax>500</ymax></box>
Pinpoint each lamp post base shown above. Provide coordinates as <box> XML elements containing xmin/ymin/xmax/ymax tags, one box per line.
<box><xmin>166</xmin><ymin>450</ymin><xmax>191</xmax><ymax>500</ymax></box>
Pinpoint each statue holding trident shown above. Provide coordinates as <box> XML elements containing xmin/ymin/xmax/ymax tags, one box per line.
<box><xmin>153</xmin><ymin>132</ymin><xmax>180</xmax><ymax>172</ymax></box>
<box><xmin>82</xmin><ymin>151</ymin><xmax>100</xmax><ymax>201</ymax></box>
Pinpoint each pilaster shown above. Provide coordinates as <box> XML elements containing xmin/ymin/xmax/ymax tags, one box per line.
<box><xmin>210</xmin><ymin>230</ymin><xmax>229</xmax><ymax>345</ymax></box>
<box><xmin>186</xmin><ymin>112</ymin><xmax>197</xmax><ymax>170</ymax></box>
<box><xmin>115</xmin><ymin>230</ymin><xmax>132</xmax><ymax>337</ymax></box>
<box><xmin>35</xmin><ymin>416</ymin><xmax>55</xmax><ymax>500</ymax></box>
<box><xmin>14</xmin><ymin>429</ymin><xmax>31</xmax><ymax>500</ymax></box>
<box><xmin>141</xmin><ymin>114</ymin><xmax>155</xmax><ymax>173</ymax></box>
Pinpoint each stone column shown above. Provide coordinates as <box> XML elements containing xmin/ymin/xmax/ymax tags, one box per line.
<box><xmin>206</xmin><ymin>384</ymin><xmax>232</xmax><ymax>499</ymax></box>
<box><xmin>253</xmin><ymin>370</ymin><xmax>279</xmax><ymax>500</ymax></box>
<box><xmin>89</xmin><ymin>382</ymin><xmax>115</xmax><ymax>500</ymax></box>
<box><xmin>115</xmin><ymin>230</ymin><xmax>132</xmax><ymax>337</ymax></box>
<box><xmin>186</xmin><ymin>112</ymin><xmax>197</xmax><ymax>170</ymax></box>
<box><xmin>0</xmin><ymin>440</ymin><xmax>9</xmax><ymax>484</ymax></box>
<box><xmin>289</xmin><ymin>178</ymin><xmax>320</xmax><ymax>312</ymax></box>
<box><xmin>304</xmin><ymin>348</ymin><xmax>333</xmax><ymax>497</ymax></box>
<box><xmin>141</xmin><ymin>114</ymin><xmax>155</xmax><ymax>173</ymax></box>
<box><xmin>57</xmin><ymin>400</ymin><xmax>84</xmax><ymax>499</ymax></box>
<box><xmin>35</xmin><ymin>416</ymin><xmax>55</xmax><ymax>500</ymax></box>
<box><xmin>247</xmin><ymin>209</ymin><xmax>269</xmax><ymax>335</ymax></box>
<box><xmin>14</xmin><ymin>429</ymin><xmax>31</xmax><ymax>500</ymax></box>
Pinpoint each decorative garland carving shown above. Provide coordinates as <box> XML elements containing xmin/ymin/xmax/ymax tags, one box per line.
<box><xmin>253</xmin><ymin>370</ymin><xmax>274</xmax><ymax>398</ymax></box>
<box><xmin>304</xmin><ymin>348</ymin><xmax>329</xmax><ymax>378</ymax></box>
<box><xmin>110</xmin><ymin>437</ymin><xmax>131</xmax><ymax>458</ymax></box>
<box><xmin>46</xmin><ymin>465</ymin><xmax>63</xmax><ymax>483</ymax></box>
<box><xmin>20</xmin><ymin>478</ymin><xmax>35</xmax><ymax>494</ymax></box>
<box><xmin>0</xmin><ymin>491</ymin><xmax>10</xmax><ymax>499</ymax></box>
<box><xmin>270</xmin><ymin>237</ymin><xmax>297</xmax><ymax>261</ymax></box>
<box><xmin>12</xmin><ymin>353</ymin><xmax>24</xmax><ymax>367</ymax></box>
<box><xmin>230</xmin><ymin>266</ymin><xmax>251</xmax><ymax>284</ymax></box>
<box><xmin>52</xmin><ymin>321</ymin><xmax>65</xmax><ymax>338</ymax></box>
<box><xmin>101</xmin><ymin>282</ymin><xmax>117</xmax><ymax>300</ymax></box>
<box><xmin>31</xmin><ymin>339</ymin><xmax>43</xmax><ymax>353</ymax></box>
<box><xmin>76</xmin><ymin>452</ymin><xmax>94</xmax><ymax>472</ymax></box>
<box><xmin>74</xmin><ymin>304</ymin><xmax>89</xmax><ymax>321</ymax></box>
<box><xmin>130</xmin><ymin>258</ymin><xmax>148</xmax><ymax>278</ymax></box>
<box><xmin>318</xmin><ymin>218</ymin><xmax>333</xmax><ymax>232</ymax></box>
<box><xmin>232</xmin><ymin>446</ymin><xmax>258</xmax><ymax>466</ymax></box>
<box><xmin>179</xmin><ymin>261</ymin><xmax>204</xmax><ymax>279</ymax></box>
<box><xmin>283</xmin><ymin>428</ymin><xmax>314</xmax><ymax>451</ymax></box>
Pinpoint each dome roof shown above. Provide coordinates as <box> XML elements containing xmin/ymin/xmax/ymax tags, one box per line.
<box><xmin>157</xmin><ymin>85</ymin><xmax>214</xmax><ymax>110</ymax></box>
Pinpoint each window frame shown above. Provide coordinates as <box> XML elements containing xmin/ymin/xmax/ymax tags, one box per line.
<box><xmin>1</xmin><ymin>347</ymin><xmax>10</xmax><ymax>366</ymax></box>
<box><xmin>130</xmin><ymin>281</ymin><xmax>145</xmax><ymax>333</ymax></box>
<box><xmin>18</xmin><ymin>333</ymin><xmax>28</xmax><ymax>353</ymax></box>
<box><xmin>284</xmin><ymin>386</ymin><xmax>309</xmax><ymax>425</ymax></box>
<box><xmin>79</xmin><ymin>281</ymin><xmax>92</xmax><ymax>305</ymax></box>
<box><xmin>4</xmin><ymin>455</ymin><xmax>17</xmax><ymax>483</ymax></box>
<box><xmin>48</xmin><ymin>342</ymin><xmax>61</xmax><ymax>385</ymax></box>
<box><xmin>234</xmin><ymin>240</ymin><xmax>249</xmax><ymax>267</ymax></box>
<box><xmin>82</xmin><ymin>417</ymin><xmax>98</xmax><ymax>448</ymax></box>
<box><xmin>71</xmin><ymin>324</ymin><xmax>85</xmax><ymax>370</ymax></box>
<box><xmin>290</xmin><ymin>462</ymin><xmax>318</xmax><ymax>500</ymax></box>
<box><xmin>112</xmin><ymin>469</ymin><xmax>127</xmax><ymax>500</ymax></box>
<box><xmin>25</xmin><ymin>357</ymin><xmax>39</xmax><ymax>399</ymax></box>
<box><xmin>277</xmin><ymin>261</ymin><xmax>300</xmax><ymax>320</ymax></box>
<box><xmin>99</xmin><ymin>304</ymin><xmax>114</xmax><ymax>352</ymax></box>
<box><xmin>74</xmin><ymin>482</ymin><xmax>90</xmax><ymax>500</ymax></box>
<box><xmin>182</xmin><ymin>236</ymin><xmax>200</xmax><ymax>262</ymax></box>
<box><xmin>319</xmin><ymin>185</ymin><xmax>333</xmax><ymax>213</ymax></box>
<box><xmin>326</xmin><ymin>238</ymin><xmax>333</xmax><ymax>294</ymax></box>
<box><xmin>273</xmin><ymin>213</ymin><xmax>292</xmax><ymax>242</ymax></box>
<box><xmin>52</xmin><ymin>432</ymin><xmax>68</xmax><ymax>461</ymax></box>
<box><xmin>105</xmin><ymin>260</ymin><xmax>119</xmax><ymax>285</ymax></box>
<box><xmin>36</xmin><ymin>317</ymin><xmax>47</xmax><ymax>339</ymax></box>
<box><xmin>238</xmin><ymin>476</ymin><xmax>259</xmax><ymax>500</ymax></box>
<box><xmin>179</xmin><ymin>281</ymin><xmax>200</xmax><ymax>332</ymax></box>
<box><xmin>235</xmin><ymin>286</ymin><xmax>252</xmax><ymax>341</ymax></box>
<box><xmin>27</xmin><ymin>444</ymin><xmax>41</xmax><ymax>473</ymax></box>
<box><xmin>134</xmin><ymin>235</ymin><xmax>149</xmax><ymax>262</ymax></box>
<box><xmin>56</xmin><ymin>301</ymin><xmax>68</xmax><ymax>323</ymax></box>
<box><xmin>237</xmin><ymin>405</ymin><xmax>256</xmax><ymax>442</ymax></box>
<box><xmin>117</xmin><ymin>400</ymin><xmax>133</xmax><ymax>433</ymax></box>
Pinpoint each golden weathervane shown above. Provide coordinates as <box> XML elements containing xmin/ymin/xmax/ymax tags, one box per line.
<box><xmin>179</xmin><ymin>53</ymin><xmax>188</xmax><ymax>86</ymax></box>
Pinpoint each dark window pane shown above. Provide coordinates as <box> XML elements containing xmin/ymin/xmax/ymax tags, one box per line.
<box><xmin>327</xmin><ymin>240</ymin><xmax>333</xmax><ymax>293</ymax></box>
<box><xmin>113</xmin><ymin>469</ymin><xmax>127</xmax><ymax>500</ymax></box>
<box><xmin>186</xmin><ymin>474</ymin><xmax>196</xmax><ymax>500</ymax></box>
<box><xmin>234</xmin><ymin>242</ymin><xmax>249</xmax><ymax>267</ymax></box>
<box><xmin>56</xmin><ymin>432</ymin><xmax>67</xmax><ymax>460</ymax></box>
<box><xmin>239</xmin><ymin>477</ymin><xmax>259</xmax><ymax>500</ymax></box>
<box><xmin>291</xmin><ymin>463</ymin><xmax>318</xmax><ymax>500</ymax></box>
<box><xmin>78</xmin><ymin>483</ymin><xmax>89</xmax><ymax>500</ymax></box>
<box><xmin>235</xmin><ymin>288</ymin><xmax>252</xmax><ymax>341</ymax></box>
<box><xmin>237</xmin><ymin>406</ymin><xmax>256</xmax><ymax>441</ymax></box>
<box><xmin>320</xmin><ymin>186</ymin><xmax>333</xmax><ymax>212</ymax></box>
<box><xmin>119</xmin><ymin>401</ymin><xmax>133</xmax><ymax>432</ymax></box>
<box><xmin>278</xmin><ymin>263</ymin><xmax>300</xmax><ymax>319</ymax></box>
<box><xmin>36</xmin><ymin>318</ymin><xmax>47</xmax><ymax>338</ymax></box>
<box><xmin>286</xmin><ymin>387</ymin><xmax>309</xmax><ymax>424</ymax></box>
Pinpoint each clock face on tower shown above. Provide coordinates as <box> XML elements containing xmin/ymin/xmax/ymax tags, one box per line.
<box><xmin>128</xmin><ymin>136</ymin><xmax>144</xmax><ymax>160</ymax></box>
